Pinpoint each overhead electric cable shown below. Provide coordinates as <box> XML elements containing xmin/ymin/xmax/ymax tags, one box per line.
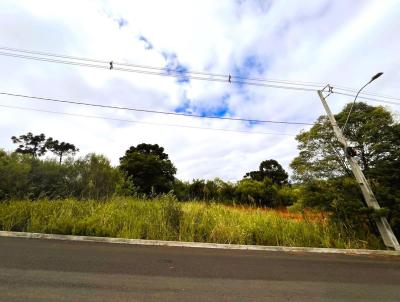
<box><xmin>0</xmin><ymin>51</ymin><xmax>317</xmax><ymax>92</ymax></box>
<box><xmin>2</xmin><ymin>46</ymin><xmax>400</xmax><ymax>102</ymax></box>
<box><xmin>1</xmin><ymin>50</ymin><xmax>399</xmax><ymax>106</ymax></box>
<box><xmin>333</xmin><ymin>91</ymin><xmax>400</xmax><ymax>106</ymax></box>
<box><xmin>1</xmin><ymin>47</ymin><xmax>399</xmax><ymax>106</ymax></box>
<box><xmin>0</xmin><ymin>91</ymin><xmax>314</xmax><ymax>125</ymax></box>
<box><xmin>328</xmin><ymin>86</ymin><xmax>400</xmax><ymax>101</ymax></box>
<box><xmin>0</xmin><ymin>46</ymin><xmax>329</xmax><ymax>87</ymax></box>
<box><xmin>0</xmin><ymin>104</ymin><xmax>296</xmax><ymax>136</ymax></box>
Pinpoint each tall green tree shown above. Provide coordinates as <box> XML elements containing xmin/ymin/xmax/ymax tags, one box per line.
<box><xmin>45</xmin><ymin>138</ymin><xmax>79</xmax><ymax>164</ymax></box>
<box><xmin>119</xmin><ymin>143</ymin><xmax>176</xmax><ymax>195</ymax></box>
<box><xmin>290</xmin><ymin>102</ymin><xmax>398</xmax><ymax>181</ymax></box>
<box><xmin>290</xmin><ymin>102</ymin><xmax>400</xmax><ymax>236</ymax></box>
<box><xmin>244</xmin><ymin>159</ymin><xmax>288</xmax><ymax>185</ymax></box>
<box><xmin>11</xmin><ymin>132</ymin><xmax>47</xmax><ymax>157</ymax></box>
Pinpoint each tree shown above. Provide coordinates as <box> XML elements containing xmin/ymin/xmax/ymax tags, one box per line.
<box><xmin>11</xmin><ymin>132</ymin><xmax>47</xmax><ymax>157</ymax></box>
<box><xmin>73</xmin><ymin>154</ymin><xmax>122</xmax><ymax>200</ymax></box>
<box><xmin>172</xmin><ymin>178</ymin><xmax>236</xmax><ymax>202</ymax></box>
<box><xmin>367</xmin><ymin>123</ymin><xmax>400</xmax><ymax>236</ymax></box>
<box><xmin>290</xmin><ymin>102</ymin><xmax>398</xmax><ymax>181</ymax></box>
<box><xmin>213</xmin><ymin>178</ymin><xmax>236</xmax><ymax>203</ymax></box>
<box><xmin>188</xmin><ymin>179</ymin><xmax>206</xmax><ymax>200</ymax></box>
<box><xmin>45</xmin><ymin>138</ymin><xmax>79</xmax><ymax>164</ymax></box>
<box><xmin>0</xmin><ymin>150</ymin><xmax>31</xmax><ymax>200</ymax></box>
<box><xmin>244</xmin><ymin>159</ymin><xmax>288</xmax><ymax>185</ymax></box>
<box><xmin>172</xmin><ymin>179</ymin><xmax>190</xmax><ymax>201</ymax></box>
<box><xmin>290</xmin><ymin>102</ymin><xmax>400</xmax><ymax>237</ymax></box>
<box><xmin>25</xmin><ymin>157</ymin><xmax>71</xmax><ymax>199</ymax></box>
<box><xmin>0</xmin><ymin>151</ymin><xmax>124</xmax><ymax>201</ymax></box>
<box><xmin>119</xmin><ymin>143</ymin><xmax>177</xmax><ymax>195</ymax></box>
<box><xmin>235</xmin><ymin>178</ymin><xmax>278</xmax><ymax>206</ymax></box>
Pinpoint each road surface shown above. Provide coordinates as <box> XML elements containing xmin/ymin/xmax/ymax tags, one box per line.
<box><xmin>0</xmin><ymin>236</ymin><xmax>399</xmax><ymax>301</ymax></box>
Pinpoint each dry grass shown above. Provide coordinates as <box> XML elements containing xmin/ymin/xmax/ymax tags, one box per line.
<box><xmin>225</xmin><ymin>204</ymin><xmax>327</xmax><ymax>222</ymax></box>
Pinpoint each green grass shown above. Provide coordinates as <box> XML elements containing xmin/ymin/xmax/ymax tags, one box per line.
<box><xmin>0</xmin><ymin>196</ymin><xmax>382</xmax><ymax>249</ymax></box>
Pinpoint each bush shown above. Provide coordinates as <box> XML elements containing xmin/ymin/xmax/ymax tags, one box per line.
<box><xmin>273</xmin><ymin>185</ymin><xmax>300</xmax><ymax>207</ymax></box>
<box><xmin>0</xmin><ymin>151</ymin><xmax>124</xmax><ymax>201</ymax></box>
<box><xmin>298</xmin><ymin>177</ymin><xmax>380</xmax><ymax>235</ymax></box>
<box><xmin>235</xmin><ymin>178</ymin><xmax>278</xmax><ymax>206</ymax></box>
<box><xmin>0</xmin><ymin>150</ymin><xmax>31</xmax><ymax>200</ymax></box>
<box><xmin>71</xmin><ymin>154</ymin><xmax>123</xmax><ymax>200</ymax></box>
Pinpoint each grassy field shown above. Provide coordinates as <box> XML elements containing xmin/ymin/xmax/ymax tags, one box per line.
<box><xmin>0</xmin><ymin>195</ymin><xmax>382</xmax><ymax>249</ymax></box>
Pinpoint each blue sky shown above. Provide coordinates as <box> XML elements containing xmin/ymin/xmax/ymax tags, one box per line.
<box><xmin>0</xmin><ymin>0</ymin><xmax>399</xmax><ymax>181</ymax></box>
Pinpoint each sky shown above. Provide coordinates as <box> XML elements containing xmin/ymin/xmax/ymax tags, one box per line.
<box><xmin>0</xmin><ymin>0</ymin><xmax>399</xmax><ymax>181</ymax></box>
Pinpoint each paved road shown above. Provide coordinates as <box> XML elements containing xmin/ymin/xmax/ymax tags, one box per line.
<box><xmin>0</xmin><ymin>237</ymin><xmax>399</xmax><ymax>302</ymax></box>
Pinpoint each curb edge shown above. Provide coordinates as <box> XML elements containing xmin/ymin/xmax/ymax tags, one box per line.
<box><xmin>1</xmin><ymin>230</ymin><xmax>399</xmax><ymax>256</ymax></box>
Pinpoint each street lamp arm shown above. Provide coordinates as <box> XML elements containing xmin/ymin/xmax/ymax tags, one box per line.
<box><xmin>342</xmin><ymin>82</ymin><xmax>369</xmax><ymax>132</ymax></box>
<box><xmin>341</xmin><ymin>72</ymin><xmax>383</xmax><ymax>133</ymax></box>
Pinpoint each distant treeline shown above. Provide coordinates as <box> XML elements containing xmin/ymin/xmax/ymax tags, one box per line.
<box><xmin>0</xmin><ymin>149</ymin><xmax>293</xmax><ymax>207</ymax></box>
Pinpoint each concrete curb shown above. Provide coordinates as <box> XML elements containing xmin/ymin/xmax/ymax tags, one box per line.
<box><xmin>1</xmin><ymin>230</ymin><xmax>399</xmax><ymax>256</ymax></box>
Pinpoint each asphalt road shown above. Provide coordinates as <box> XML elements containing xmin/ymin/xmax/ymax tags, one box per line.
<box><xmin>0</xmin><ymin>237</ymin><xmax>399</xmax><ymax>302</ymax></box>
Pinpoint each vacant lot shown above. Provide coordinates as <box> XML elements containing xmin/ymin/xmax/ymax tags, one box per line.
<box><xmin>0</xmin><ymin>196</ymin><xmax>382</xmax><ymax>249</ymax></box>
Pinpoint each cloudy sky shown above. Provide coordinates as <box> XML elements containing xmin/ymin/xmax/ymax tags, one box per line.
<box><xmin>0</xmin><ymin>0</ymin><xmax>399</xmax><ymax>181</ymax></box>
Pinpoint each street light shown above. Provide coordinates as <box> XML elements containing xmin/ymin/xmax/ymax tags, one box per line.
<box><xmin>342</xmin><ymin>72</ymin><xmax>384</xmax><ymax>132</ymax></box>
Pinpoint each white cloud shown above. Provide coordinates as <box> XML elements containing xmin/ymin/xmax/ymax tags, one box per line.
<box><xmin>0</xmin><ymin>0</ymin><xmax>399</xmax><ymax>181</ymax></box>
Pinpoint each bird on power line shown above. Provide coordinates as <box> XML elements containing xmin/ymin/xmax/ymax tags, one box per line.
<box><xmin>228</xmin><ymin>74</ymin><xmax>231</xmax><ymax>83</ymax></box>
<box><xmin>109</xmin><ymin>61</ymin><xmax>113</xmax><ymax>70</ymax></box>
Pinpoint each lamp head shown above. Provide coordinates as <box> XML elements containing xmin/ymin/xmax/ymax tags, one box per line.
<box><xmin>370</xmin><ymin>72</ymin><xmax>383</xmax><ymax>83</ymax></box>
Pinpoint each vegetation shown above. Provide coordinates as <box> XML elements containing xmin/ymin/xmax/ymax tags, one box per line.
<box><xmin>290</xmin><ymin>102</ymin><xmax>398</xmax><ymax>180</ymax></box>
<box><xmin>11</xmin><ymin>132</ymin><xmax>47</xmax><ymax>157</ymax></box>
<box><xmin>119</xmin><ymin>143</ymin><xmax>176</xmax><ymax>195</ymax></box>
<box><xmin>290</xmin><ymin>102</ymin><xmax>400</xmax><ymax>238</ymax></box>
<box><xmin>1</xmin><ymin>101</ymin><xmax>399</xmax><ymax>248</ymax></box>
<box><xmin>244</xmin><ymin>159</ymin><xmax>288</xmax><ymax>185</ymax></box>
<box><xmin>0</xmin><ymin>196</ymin><xmax>381</xmax><ymax>249</ymax></box>
<box><xmin>11</xmin><ymin>132</ymin><xmax>78</xmax><ymax>163</ymax></box>
<box><xmin>45</xmin><ymin>137</ymin><xmax>79</xmax><ymax>164</ymax></box>
<box><xmin>0</xmin><ymin>151</ymin><xmax>125</xmax><ymax>200</ymax></box>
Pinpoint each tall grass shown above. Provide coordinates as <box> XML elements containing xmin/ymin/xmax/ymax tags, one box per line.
<box><xmin>0</xmin><ymin>196</ymin><xmax>382</xmax><ymax>249</ymax></box>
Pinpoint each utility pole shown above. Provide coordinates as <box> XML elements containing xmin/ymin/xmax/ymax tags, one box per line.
<box><xmin>317</xmin><ymin>89</ymin><xmax>400</xmax><ymax>250</ymax></box>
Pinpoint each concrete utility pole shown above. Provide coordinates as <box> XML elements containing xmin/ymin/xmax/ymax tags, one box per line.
<box><xmin>317</xmin><ymin>87</ymin><xmax>400</xmax><ymax>251</ymax></box>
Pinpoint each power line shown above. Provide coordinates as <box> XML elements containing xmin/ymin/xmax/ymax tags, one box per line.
<box><xmin>2</xmin><ymin>50</ymin><xmax>399</xmax><ymax>107</ymax></box>
<box><xmin>0</xmin><ymin>104</ymin><xmax>297</xmax><ymax>136</ymax></box>
<box><xmin>0</xmin><ymin>51</ymin><xmax>317</xmax><ymax>93</ymax></box>
<box><xmin>2</xmin><ymin>46</ymin><xmax>400</xmax><ymax>103</ymax></box>
<box><xmin>329</xmin><ymin>85</ymin><xmax>400</xmax><ymax>101</ymax></box>
<box><xmin>0</xmin><ymin>91</ymin><xmax>314</xmax><ymax>125</ymax></box>
<box><xmin>0</xmin><ymin>46</ymin><xmax>327</xmax><ymax>88</ymax></box>
<box><xmin>333</xmin><ymin>91</ymin><xmax>400</xmax><ymax>106</ymax></box>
